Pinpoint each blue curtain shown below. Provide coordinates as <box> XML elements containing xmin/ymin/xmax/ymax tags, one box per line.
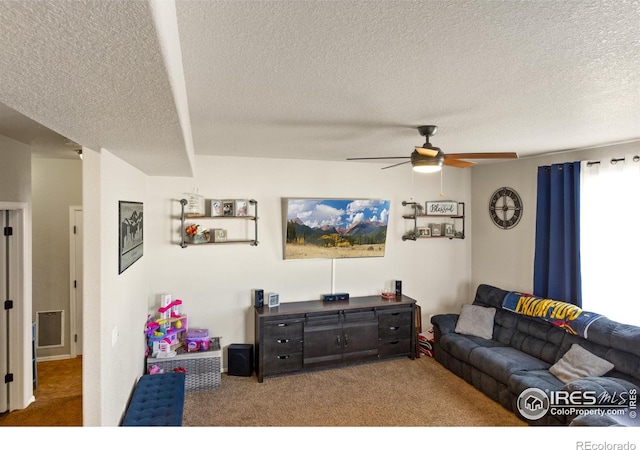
<box><xmin>533</xmin><ymin>162</ymin><xmax>582</xmax><ymax>306</ymax></box>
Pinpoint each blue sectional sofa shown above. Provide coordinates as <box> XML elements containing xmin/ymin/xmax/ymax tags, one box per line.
<box><xmin>431</xmin><ymin>284</ymin><xmax>640</xmax><ymax>426</ymax></box>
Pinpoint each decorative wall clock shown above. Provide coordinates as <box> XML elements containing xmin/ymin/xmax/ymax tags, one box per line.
<box><xmin>489</xmin><ymin>187</ymin><xmax>523</xmax><ymax>229</ymax></box>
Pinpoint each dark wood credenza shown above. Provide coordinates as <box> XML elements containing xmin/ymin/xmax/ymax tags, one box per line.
<box><xmin>254</xmin><ymin>295</ymin><xmax>416</xmax><ymax>382</ymax></box>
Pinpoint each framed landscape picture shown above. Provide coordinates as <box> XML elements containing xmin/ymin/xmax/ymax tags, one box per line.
<box><xmin>283</xmin><ymin>198</ymin><xmax>390</xmax><ymax>260</ymax></box>
<box><xmin>119</xmin><ymin>201</ymin><xmax>143</xmax><ymax>274</ymax></box>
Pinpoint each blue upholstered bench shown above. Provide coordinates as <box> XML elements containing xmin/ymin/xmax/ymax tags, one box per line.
<box><xmin>121</xmin><ymin>372</ymin><xmax>186</xmax><ymax>426</ymax></box>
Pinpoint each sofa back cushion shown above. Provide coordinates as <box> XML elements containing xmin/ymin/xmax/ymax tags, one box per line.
<box><xmin>492</xmin><ymin>309</ymin><xmax>567</xmax><ymax>364</ymax></box>
<box><xmin>473</xmin><ymin>284</ymin><xmax>565</xmax><ymax>364</ymax></box>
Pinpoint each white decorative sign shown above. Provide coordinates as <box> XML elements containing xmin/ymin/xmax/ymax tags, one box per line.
<box><xmin>426</xmin><ymin>201</ymin><xmax>458</xmax><ymax>216</ymax></box>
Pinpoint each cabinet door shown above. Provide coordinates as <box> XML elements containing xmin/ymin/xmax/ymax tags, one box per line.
<box><xmin>342</xmin><ymin>311</ymin><xmax>379</xmax><ymax>362</ymax></box>
<box><xmin>303</xmin><ymin>313</ymin><xmax>342</xmax><ymax>369</ymax></box>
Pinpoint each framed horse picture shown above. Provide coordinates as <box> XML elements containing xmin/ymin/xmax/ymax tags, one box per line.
<box><xmin>119</xmin><ymin>201</ymin><xmax>143</xmax><ymax>274</ymax></box>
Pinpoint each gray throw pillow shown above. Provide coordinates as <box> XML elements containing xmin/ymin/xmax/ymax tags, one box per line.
<box><xmin>454</xmin><ymin>304</ymin><xmax>496</xmax><ymax>340</ymax></box>
<box><xmin>549</xmin><ymin>343</ymin><xmax>614</xmax><ymax>384</ymax></box>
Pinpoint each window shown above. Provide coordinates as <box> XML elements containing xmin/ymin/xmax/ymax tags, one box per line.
<box><xmin>580</xmin><ymin>154</ymin><xmax>640</xmax><ymax>325</ymax></box>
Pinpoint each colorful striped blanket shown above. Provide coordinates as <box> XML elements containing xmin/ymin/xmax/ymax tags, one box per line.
<box><xmin>502</xmin><ymin>292</ymin><xmax>603</xmax><ymax>338</ymax></box>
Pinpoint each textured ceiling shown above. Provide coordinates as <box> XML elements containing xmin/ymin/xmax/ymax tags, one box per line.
<box><xmin>1</xmin><ymin>1</ymin><xmax>640</xmax><ymax>175</ymax></box>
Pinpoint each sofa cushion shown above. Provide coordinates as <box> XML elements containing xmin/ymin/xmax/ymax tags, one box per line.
<box><xmin>454</xmin><ymin>304</ymin><xmax>496</xmax><ymax>339</ymax></box>
<box><xmin>549</xmin><ymin>343</ymin><xmax>614</xmax><ymax>384</ymax></box>
<box><xmin>438</xmin><ymin>332</ymin><xmax>507</xmax><ymax>363</ymax></box>
<box><xmin>469</xmin><ymin>346</ymin><xmax>551</xmax><ymax>385</ymax></box>
<box><xmin>509</xmin><ymin>369</ymin><xmax>565</xmax><ymax>394</ymax></box>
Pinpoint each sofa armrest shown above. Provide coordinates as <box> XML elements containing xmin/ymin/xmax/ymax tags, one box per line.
<box><xmin>564</xmin><ymin>376</ymin><xmax>639</xmax><ymax>406</ymax></box>
<box><xmin>431</xmin><ymin>313</ymin><xmax>459</xmax><ymax>335</ymax></box>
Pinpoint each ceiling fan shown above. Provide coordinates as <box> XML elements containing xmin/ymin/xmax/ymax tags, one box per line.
<box><xmin>347</xmin><ymin>125</ymin><xmax>518</xmax><ymax>173</ymax></box>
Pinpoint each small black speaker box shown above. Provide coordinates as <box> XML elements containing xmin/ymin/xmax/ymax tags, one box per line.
<box><xmin>395</xmin><ymin>280</ymin><xmax>402</xmax><ymax>296</ymax></box>
<box><xmin>253</xmin><ymin>289</ymin><xmax>264</xmax><ymax>307</ymax></box>
<box><xmin>228</xmin><ymin>344</ymin><xmax>253</xmax><ymax>377</ymax></box>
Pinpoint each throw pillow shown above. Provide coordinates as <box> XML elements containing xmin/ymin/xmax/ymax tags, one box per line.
<box><xmin>454</xmin><ymin>304</ymin><xmax>496</xmax><ymax>340</ymax></box>
<box><xmin>549</xmin><ymin>343</ymin><xmax>614</xmax><ymax>384</ymax></box>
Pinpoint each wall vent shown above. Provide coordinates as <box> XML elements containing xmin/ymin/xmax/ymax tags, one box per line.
<box><xmin>36</xmin><ymin>310</ymin><xmax>64</xmax><ymax>348</ymax></box>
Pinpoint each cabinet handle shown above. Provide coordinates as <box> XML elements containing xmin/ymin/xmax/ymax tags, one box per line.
<box><xmin>336</xmin><ymin>335</ymin><xmax>341</xmax><ymax>347</ymax></box>
<box><xmin>276</xmin><ymin>355</ymin><xmax>290</xmax><ymax>359</ymax></box>
<box><xmin>344</xmin><ymin>334</ymin><xmax>348</xmax><ymax>347</ymax></box>
<box><xmin>276</xmin><ymin>339</ymin><xmax>290</xmax><ymax>344</ymax></box>
<box><xmin>389</xmin><ymin>326</ymin><xmax>400</xmax><ymax>330</ymax></box>
<box><xmin>389</xmin><ymin>340</ymin><xmax>400</xmax><ymax>345</ymax></box>
<box><xmin>278</xmin><ymin>323</ymin><xmax>288</xmax><ymax>327</ymax></box>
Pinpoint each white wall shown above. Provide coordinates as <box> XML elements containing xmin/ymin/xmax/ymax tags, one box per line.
<box><xmin>31</xmin><ymin>157</ymin><xmax>82</xmax><ymax>358</ymax></box>
<box><xmin>147</xmin><ymin>155</ymin><xmax>473</xmax><ymax>364</ymax></box>
<box><xmin>0</xmin><ymin>135</ymin><xmax>31</xmax><ymax>203</ymax></box>
<box><xmin>83</xmin><ymin>147</ymin><xmax>150</xmax><ymax>426</ymax></box>
<box><xmin>470</xmin><ymin>141</ymin><xmax>640</xmax><ymax>293</ymax></box>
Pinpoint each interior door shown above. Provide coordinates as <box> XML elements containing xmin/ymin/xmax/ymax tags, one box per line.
<box><xmin>0</xmin><ymin>211</ymin><xmax>8</xmax><ymax>412</ymax></box>
<box><xmin>70</xmin><ymin>207</ymin><xmax>83</xmax><ymax>356</ymax></box>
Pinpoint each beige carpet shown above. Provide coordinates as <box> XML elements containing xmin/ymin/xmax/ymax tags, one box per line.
<box><xmin>183</xmin><ymin>355</ymin><xmax>526</xmax><ymax>427</ymax></box>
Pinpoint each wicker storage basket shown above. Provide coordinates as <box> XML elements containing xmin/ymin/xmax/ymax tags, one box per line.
<box><xmin>147</xmin><ymin>337</ymin><xmax>221</xmax><ymax>392</ymax></box>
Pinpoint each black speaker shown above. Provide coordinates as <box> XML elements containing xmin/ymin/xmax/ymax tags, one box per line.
<box><xmin>395</xmin><ymin>280</ymin><xmax>402</xmax><ymax>296</ymax></box>
<box><xmin>253</xmin><ymin>289</ymin><xmax>264</xmax><ymax>307</ymax></box>
<box><xmin>228</xmin><ymin>344</ymin><xmax>253</xmax><ymax>377</ymax></box>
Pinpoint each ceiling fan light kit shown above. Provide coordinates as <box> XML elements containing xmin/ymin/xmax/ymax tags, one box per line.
<box><xmin>412</xmin><ymin>151</ymin><xmax>443</xmax><ymax>173</ymax></box>
<box><xmin>412</xmin><ymin>165</ymin><xmax>442</xmax><ymax>174</ymax></box>
<box><xmin>347</xmin><ymin>125</ymin><xmax>519</xmax><ymax>173</ymax></box>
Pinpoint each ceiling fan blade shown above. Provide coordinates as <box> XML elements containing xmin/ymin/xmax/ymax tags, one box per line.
<box><xmin>347</xmin><ymin>156</ymin><xmax>410</xmax><ymax>161</ymax></box>
<box><xmin>445</xmin><ymin>152</ymin><xmax>519</xmax><ymax>160</ymax></box>
<box><xmin>444</xmin><ymin>158</ymin><xmax>476</xmax><ymax>168</ymax></box>
<box><xmin>382</xmin><ymin>161</ymin><xmax>411</xmax><ymax>170</ymax></box>
<box><xmin>415</xmin><ymin>147</ymin><xmax>439</xmax><ymax>157</ymax></box>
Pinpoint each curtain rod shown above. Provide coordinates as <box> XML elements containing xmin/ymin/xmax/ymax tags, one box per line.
<box><xmin>586</xmin><ymin>155</ymin><xmax>640</xmax><ymax>167</ymax></box>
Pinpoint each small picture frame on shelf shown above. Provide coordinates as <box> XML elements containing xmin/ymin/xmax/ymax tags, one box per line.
<box><xmin>444</xmin><ymin>223</ymin><xmax>455</xmax><ymax>237</ymax></box>
<box><xmin>208</xmin><ymin>200</ymin><xmax>223</xmax><ymax>217</ymax></box>
<box><xmin>212</xmin><ymin>228</ymin><xmax>227</xmax><ymax>242</ymax></box>
<box><xmin>430</xmin><ymin>223</ymin><xmax>442</xmax><ymax>237</ymax></box>
<box><xmin>417</xmin><ymin>227</ymin><xmax>431</xmax><ymax>237</ymax></box>
<box><xmin>222</xmin><ymin>200</ymin><xmax>235</xmax><ymax>216</ymax></box>
<box><xmin>235</xmin><ymin>199</ymin><xmax>248</xmax><ymax>216</ymax></box>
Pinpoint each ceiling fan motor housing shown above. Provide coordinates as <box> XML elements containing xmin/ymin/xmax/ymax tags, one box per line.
<box><xmin>411</xmin><ymin>149</ymin><xmax>444</xmax><ymax>166</ymax></box>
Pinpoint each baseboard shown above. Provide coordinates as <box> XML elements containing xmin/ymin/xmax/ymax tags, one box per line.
<box><xmin>37</xmin><ymin>354</ymin><xmax>73</xmax><ymax>362</ymax></box>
